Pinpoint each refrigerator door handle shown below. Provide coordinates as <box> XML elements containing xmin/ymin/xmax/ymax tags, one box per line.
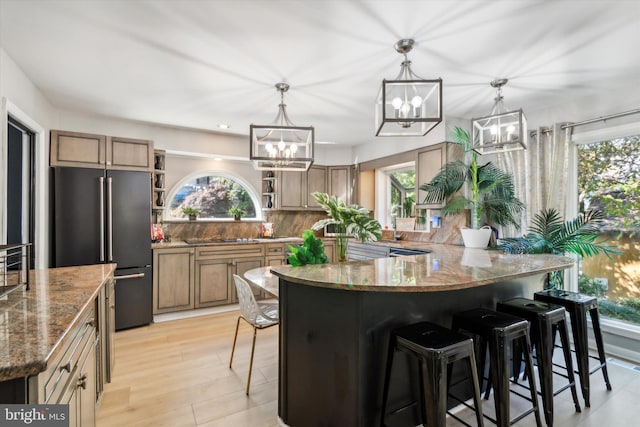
<box><xmin>99</xmin><ymin>176</ymin><xmax>105</xmax><ymax>262</ymax></box>
<box><xmin>107</xmin><ymin>176</ymin><xmax>114</xmax><ymax>262</ymax></box>
<box><xmin>115</xmin><ymin>273</ymin><xmax>145</xmax><ymax>280</ymax></box>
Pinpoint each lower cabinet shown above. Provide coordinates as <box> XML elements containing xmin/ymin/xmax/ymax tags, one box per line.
<box><xmin>153</xmin><ymin>247</ymin><xmax>195</xmax><ymax>314</ymax></box>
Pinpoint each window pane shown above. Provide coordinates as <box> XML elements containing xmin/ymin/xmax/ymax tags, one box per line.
<box><xmin>577</xmin><ymin>135</ymin><xmax>640</xmax><ymax>325</ymax></box>
<box><xmin>167</xmin><ymin>175</ymin><xmax>258</xmax><ymax>219</ymax></box>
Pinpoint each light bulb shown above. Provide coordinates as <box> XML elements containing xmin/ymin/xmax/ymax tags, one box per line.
<box><xmin>290</xmin><ymin>143</ymin><xmax>298</xmax><ymax>154</ymax></box>
<box><xmin>391</xmin><ymin>97</ymin><xmax>403</xmax><ymax>109</ymax></box>
<box><xmin>399</xmin><ymin>103</ymin><xmax>411</xmax><ymax>118</ymax></box>
<box><xmin>285</xmin><ymin>148</ymin><xmax>291</xmax><ymax>157</ymax></box>
<box><xmin>490</xmin><ymin>125</ymin><xmax>498</xmax><ymax>135</ymax></box>
<box><xmin>411</xmin><ymin>96</ymin><xmax>422</xmax><ymax>108</ymax></box>
<box><xmin>278</xmin><ymin>140</ymin><xmax>286</xmax><ymax>151</ymax></box>
<box><xmin>265</xmin><ymin>143</ymin><xmax>273</xmax><ymax>153</ymax></box>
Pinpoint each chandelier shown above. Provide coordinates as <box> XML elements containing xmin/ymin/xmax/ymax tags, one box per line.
<box><xmin>250</xmin><ymin>83</ymin><xmax>314</xmax><ymax>171</ymax></box>
<box><xmin>471</xmin><ymin>79</ymin><xmax>527</xmax><ymax>155</ymax></box>
<box><xmin>375</xmin><ymin>39</ymin><xmax>442</xmax><ymax>137</ymax></box>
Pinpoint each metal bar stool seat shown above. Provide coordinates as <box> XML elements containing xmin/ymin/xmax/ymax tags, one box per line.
<box><xmin>497</xmin><ymin>298</ymin><xmax>581</xmax><ymax>427</ymax></box>
<box><xmin>380</xmin><ymin>321</ymin><xmax>484</xmax><ymax>427</ymax></box>
<box><xmin>534</xmin><ymin>289</ymin><xmax>612</xmax><ymax>407</ymax></box>
<box><xmin>452</xmin><ymin>308</ymin><xmax>542</xmax><ymax>427</ymax></box>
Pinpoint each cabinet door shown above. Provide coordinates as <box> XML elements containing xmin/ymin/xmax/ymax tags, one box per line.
<box><xmin>306</xmin><ymin>166</ymin><xmax>327</xmax><ymax>209</ymax></box>
<box><xmin>153</xmin><ymin>248</ymin><xmax>195</xmax><ymax>313</ymax></box>
<box><xmin>417</xmin><ymin>144</ymin><xmax>446</xmax><ymax>207</ymax></box>
<box><xmin>108</xmin><ymin>136</ymin><xmax>154</xmax><ymax>171</ymax></box>
<box><xmin>233</xmin><ymin>257</ymin><xmax>265</xmax><ymax>301</ymax></box>
<box><xmin>323</xmin><ymin>240</ymin><xmax>335</xmax><ymax>263</ymax></box>
<box><xmin>78</xmin><ymin>340</ymin><xmax>97</xmax><ymax>427</ymax></box>
<box><xmin>328</xmin><ymin>166</ymin><xmax>351</xmax><ymax>203</ymax></box>
<box><xmin>280</xmin><ymin>170</ymin><xmax>306</xmax><ymax>209</ymax></box>
<box><xmin>195</xmin><ymin>259</ymin><xmax>231</xmax><ymax>308</ymax></box>
<box><xmin>50</xmin><ymin>130</ymin><xmax>106</xmax><ymax>169</ymax></box>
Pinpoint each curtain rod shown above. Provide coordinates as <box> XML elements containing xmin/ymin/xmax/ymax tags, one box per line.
<box><xmin>561</xmin><ymin>108</ymin><xmax>640</xmax><ymax>129</ymax></box>
<box><xmin>530</xmin><ymin>108</ymin><xmax>640</xmax><ymax>136</ymax></box>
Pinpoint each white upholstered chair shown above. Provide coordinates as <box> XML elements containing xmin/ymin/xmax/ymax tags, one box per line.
<box><xmin>229</xmin><ymin>274</ymin><xmax>279</xmax><ymax>395</ymax></box>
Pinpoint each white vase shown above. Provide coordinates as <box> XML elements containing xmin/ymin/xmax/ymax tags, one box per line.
<box><xmin>460</xmin><ymin>226</ymin><xmax>492</xmax><ymax>248</ymax></box>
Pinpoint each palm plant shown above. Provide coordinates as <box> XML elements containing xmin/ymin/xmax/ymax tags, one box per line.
<box><xmin>500</xmin><ymin>208</ymin><xmax>620</xmax><ymax>289</ymax></box>
<box><xmin>419</xmin><ymin>127</ymin><xmax>524</xmax><ymax>230</ymax></box>
<box><xmin>311</xmin><ymin>192</ymin><xmax>382</xmax><ymax>261</ymax></box>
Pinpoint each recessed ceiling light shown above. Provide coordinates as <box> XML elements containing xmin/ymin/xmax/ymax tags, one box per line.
<box><xmin>316</xmin><ymin>141</ymin><xmax>336</xmax><ymax>145</ymax></box>
<box><xmin>218</xmin><ymin>124</ymin><xmax>230</xmax><ymax>129</ymax></box>
<box><xmin>214</xmin><ymin>157</ymin><xmax>222</xmax><ymax>161</ymax></box>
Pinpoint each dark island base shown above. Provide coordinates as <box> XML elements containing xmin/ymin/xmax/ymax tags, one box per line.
<box><xmin>278</xmin><ymin>274</ymin><xmax>545</xmax><ymax>427</ymax></box>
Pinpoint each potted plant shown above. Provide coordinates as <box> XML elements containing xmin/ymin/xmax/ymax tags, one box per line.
<box><xmin>499</xmin><ymin>208</ymin><xmax>619</xmax><ymax>289</ymax></box>
<box><xmin>228</xmin><ymin>206</ymin><xmax>246</xmax><ymax>221</ymax></box>
<box><xmin>287</xmin><ymin>230</ymin><xmax>329</xmax><ymax>266</ymax></box>
<box><xmin>311</xmin><ymin>192</ymin><xmax>382</xmax><ymax>262</ymax></box>
<box><xmin>182</xmin><ymin>206</ymin><xmax>200</xmax><ymax>221</ymax></box>
<box><xmin>419</xmin><ymin>126</ymin><xmax>525</xmax><ymax>248</ymax></box>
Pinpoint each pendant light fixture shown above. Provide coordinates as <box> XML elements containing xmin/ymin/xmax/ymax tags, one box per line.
<box><xmin>471</xmin><ymin>79</ymin><xmax>527</xmax><ymax>155</ymax></box>
<box><xmin>250</xmin><ymin>83</ymin><xmax>314</xmax><ymax>171</ymax></box>
<box><xmin>375</xmin><ymin>39</ymin><xmax>442</xmax><ymax>137</ymax></box>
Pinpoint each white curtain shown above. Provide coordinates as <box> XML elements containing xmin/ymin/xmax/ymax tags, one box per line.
<box><xmin>494</xmin><ymin>123</ymin><xmax>573</xmax><ymax>237</ymax></box>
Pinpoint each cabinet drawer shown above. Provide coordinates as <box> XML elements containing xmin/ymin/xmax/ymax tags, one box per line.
<box><xmin>44</xmin><ymin>307</ymin><xmax>96</xmax><ymax>404</ymax></box>
<box><xmin>265</xmin><ymin>244</ymin><xmax>287</xmax><ymax>255</ymax></box>
<box><xmin>196</xmin><ymin>244</ymin><xmax>265</xmax><ymax>260</ymax></box>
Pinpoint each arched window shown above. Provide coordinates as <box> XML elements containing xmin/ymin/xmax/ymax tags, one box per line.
<box><xmin>165</xmin><ymin>172</ymin><xmax>260</xmax><ymax>220</ymax></box>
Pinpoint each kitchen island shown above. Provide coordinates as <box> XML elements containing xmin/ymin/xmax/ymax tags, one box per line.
<box><xmin>0</xmin><ymin>264</ymin><xmax>115</xmax><ymax>413</ymax></box>
<box><xmin>254</xmin><ymin>244</ymin><xmax>574</xmax><ymax>427</ymax></box>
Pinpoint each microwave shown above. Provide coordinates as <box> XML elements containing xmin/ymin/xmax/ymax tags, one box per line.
<box><xmin>324</xmin><ymin>223</ymin><xmax>339</xmax><ymax>237</ymax></box>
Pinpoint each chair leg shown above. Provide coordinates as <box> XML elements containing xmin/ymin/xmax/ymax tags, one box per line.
<box><xmin>558</xmin><ymin>319</ymin><xmax>581</xmax><ymax>413</ymax></box>
<box><xmin>229</xmin><ymin>316</ymin><xmax>241</xmax><ymax>368</ymax></box>
<box><xmin>246</xmin><ymin>326</ymin><xmax>258</xmax><ymax>395</ymax></box>
<box><xmin>466</xmin><ymin>349</ymin><xmax>485</xmax><ymax>427</ymax></box>
<box><xmin>589</xmin><ymin>308</ymin><xmax>612</xmax><ymax>391</ymax></box>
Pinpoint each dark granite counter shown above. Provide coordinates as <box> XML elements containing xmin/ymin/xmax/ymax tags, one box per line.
<box><xmin>0</xmin><ymin>264</ymin><xmax>116</xmax><ymax>382</ymax></box>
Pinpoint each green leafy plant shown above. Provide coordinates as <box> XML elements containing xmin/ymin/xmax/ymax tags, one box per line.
<box><xmin>287</xmin><ymin>230</ymin><xmax>329</xmax><ymax>266</ymax></box>
<box><xmin>419</xmin><ymin>126</ymin><xmax>524</xmax><ymax>229</ymax></box>
<box><xmin>182</xmin><ymin>206</ymin><xmax>201</xmax><ymax>217</ymax></box>
<box><xmin>500</xmin><ymin>208</ymin><xmax>620</xmax><ymax>289</ymax></box>
<box><xmin>228</xmin><ymin>206</ymin><xmax>246</xmax><ymax>218</ymax></box>
<box><xmin>310</xmin><ymin>192</ymin><xmax>382</xmax><ymax>261</ymax></box>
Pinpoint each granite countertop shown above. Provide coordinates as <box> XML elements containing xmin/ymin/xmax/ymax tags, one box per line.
<box><xmin>265</xmin><ymin>243</ymin><xmax>574</xmax><ymax>293</ymax></box>
<box><xmin>151</xmin><ymin>236</ymin><xmax>303</xmax><ymax>249</ymax></box>
<box><xmin>0</xmin><ymin>264</ymin><xmax>116</xmax><ymax>382</ymax></box>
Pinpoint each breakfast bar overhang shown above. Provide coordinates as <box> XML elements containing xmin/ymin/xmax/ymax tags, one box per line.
<box><xmin>263</xmin><ymin>246</ymin><xmax>574</xmax><ymax>427</ymax></box>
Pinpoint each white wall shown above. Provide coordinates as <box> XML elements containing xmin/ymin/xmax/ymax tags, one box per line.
<box><xmin>0</xmin><ymin>47</ymin><xmax>54</xmax><ymax>268</ymax></box>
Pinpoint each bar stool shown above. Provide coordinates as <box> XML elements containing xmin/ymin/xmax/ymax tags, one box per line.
<box><xmin>496</xmin><ymin>298</ymin><xmax>581</xmax><ymax>427</ymax></box>
<box><xmin>380</xmin><ymin>321</ymin><xmax>484</xmax><ymax>427</ymax></box>
<box><xmin>534</xmin><ymin>289</ymin><xmax>612</xmax><ymax>407</ymax></box>
<box><xmin>452</xmin><ymin>308</ymin><xmax>542</xmax><ymax>427</ymax></box>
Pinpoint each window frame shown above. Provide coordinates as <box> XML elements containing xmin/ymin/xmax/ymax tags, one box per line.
<box><xmin>163</xmin><ymin>170</ymin><xmax>263</xmax><ymax>221</ymax></box>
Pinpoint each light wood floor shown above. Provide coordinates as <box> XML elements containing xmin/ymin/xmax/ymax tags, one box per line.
<box><xmin>97</xmin><ymin>309</ymin><xmax>640</xmax><ymax>426</ymax></box>
<box><xmin>97</xmin><ymin>310</ymin><xmax>279</xmax><ymax>427</ymax></box>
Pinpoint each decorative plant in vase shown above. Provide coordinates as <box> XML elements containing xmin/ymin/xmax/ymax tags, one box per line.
<box><xmin>311</xmin><ymin>192</ymin><xmax>382</xmax><ymax>262</ymax></box>
<box><xmin>499</xmin><ymin>208</ymin><xmax>619</xmax><ymax>289</ymax></box>
<box><xmin>419</xmin><ymin>126</ymin><xmax>525</xmax><ymax>248</ymax></box>
<box><xmin>228</xmin><ymin>206</ymin><xmax>246</xmax><ymax>221</ymax></box>
<box><xmin>182</xmin><ymin>206</ymin><xmax>200</xmax><ymax>221</ymax></box>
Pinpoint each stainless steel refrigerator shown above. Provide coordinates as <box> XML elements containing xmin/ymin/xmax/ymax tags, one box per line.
<box><xmin>53</xmin><ymin>167</ymin><xmax>152</xmax><ymax>330</ymax></box>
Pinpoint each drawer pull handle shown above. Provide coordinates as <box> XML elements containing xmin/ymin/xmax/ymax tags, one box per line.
<box><xmin>78</xmin><ymin>374</ymin><xmax>87</xmax><ymax>390</ymax></box>
<box><xmin>60</xmin><ymin>362</ymin><xmax>72</xmax><ymax>373</ymax></box>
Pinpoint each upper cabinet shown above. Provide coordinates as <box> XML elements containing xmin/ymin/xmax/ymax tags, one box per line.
<box><xmin>274</xmin><ymin>165</ymin><xmax>328</xmax><ymax>210</ymax></box>
<box><xmin>307</xmin><ymin>166</ymin><xmax>328</xmax><ymax>209</ymax></box>
<box><xmin>416</xmin><ymin>143</ymin><xmax>446</xmax><ymax>208</ymax></box>
<box><xmin>50</xmin><ymin>130</ymin><xmax>153</xmax><ymax>171</ymax></box>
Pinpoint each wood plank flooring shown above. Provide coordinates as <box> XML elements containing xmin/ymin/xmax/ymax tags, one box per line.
<box><xmin>98</xmin><ymin>309</ymin><xmax>640</xmax><ymax>426</ymax></box>
<box><xmin>97</xmin><ymin>310</ymin><xmax>279</xmax><ymax>427</ymax></box>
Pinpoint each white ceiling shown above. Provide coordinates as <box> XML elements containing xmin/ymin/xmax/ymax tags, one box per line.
<box><xmin>1</xmin><ymin>0</ymin><xmax>639</xmax><ymax>146</ymax></box>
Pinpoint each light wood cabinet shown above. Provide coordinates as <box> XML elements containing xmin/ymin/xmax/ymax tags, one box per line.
<box><xmin>306</xmin><ymin>165</ymin><xmax>327</xmax><ymax>208</ymax></box>
<box><xmin>322</xmin><ymin>239</ymin><xmax>335</xmax><ymax>263</ymax></box>
<box><xmin>416</xmin><ymin>143</ymin><xmax>446</xmax><ymax>207</ymax></box>
<box><xmin>50</xmin><ymin>129</ymin><xmax>153</xmax><ymax>171</ymax></box>
<box><xmin>328</xmin><ymin>165</ymin><xmax>351</xmax><ymax>203</ymax></box>
<box><xmin>195</xmin><ymin>245</ymin><xmax>265</xmax><ymax>307</ymax></box>
<box><xmin>153</xmin><ymin>247</ymin><xmax>195</xmax><ymax>314</ymax></box>
<box><xmin>265</xmin><ymin>243</ymin><xmax>288</xmax><ymax>266</ymax></box>
<box><xmin>276</xmin><ymin>165</ymin><xmax>327</xmax><ymax>210</ymax></box>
